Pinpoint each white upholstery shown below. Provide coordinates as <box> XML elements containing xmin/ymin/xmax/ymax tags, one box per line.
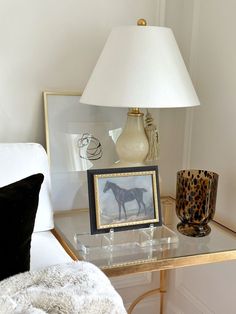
<box><xmin>30</xmin><ymin>231</ymin><xmax>72</xmax><ymax>270</ymax></box>
<box><xmin>0</xmin><ymin>142</ymin><xmax>72</xmax><ymax>268</ymax></box>
<box><xmin>0</xmin><ymin>143</ymin><xmax>54</xmax><ymax>232</ymax></box>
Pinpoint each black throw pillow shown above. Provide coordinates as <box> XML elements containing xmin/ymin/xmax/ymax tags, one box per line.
<box><xmin>0</xmin><ymin>173</ymin><xmax>44</xmax><ymax>281</ymax></box>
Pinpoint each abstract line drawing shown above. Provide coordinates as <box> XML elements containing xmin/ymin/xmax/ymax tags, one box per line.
<box><xmin>77</xmin><ymin>133</ymin><xmax>103</xmax><ymax>160</ymax></box>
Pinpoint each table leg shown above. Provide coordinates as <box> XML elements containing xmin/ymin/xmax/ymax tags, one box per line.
<box><xmin>127</xmin><ymin>287</ymin><xmax>160</xmax><ymax>314</ymax></box>
<box><xmin>127</xmin><ymin>270</ymin><xmax>168</xmax><ymax>314</ymax></box>
<box><xmin>160</xmin><ymin>270</ymin><xmax>168</xmax><ymax>314</ymax></box>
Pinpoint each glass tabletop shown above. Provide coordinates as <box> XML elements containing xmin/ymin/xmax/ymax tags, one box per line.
<box><xmin>54</xmin><ymin>206</ymin><xmax>236</xmax><ymax>276</ymax></box>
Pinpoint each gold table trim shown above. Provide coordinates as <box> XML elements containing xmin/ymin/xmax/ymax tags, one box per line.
<box><xmin>53</xmin><ymin>199</ymin><xmax>236</xmax><ymax>313</ymax></box>
<box><xmin>100</xmin><ymin>250</ymin><xmax>236</xmax><ymax>277</ymax></box>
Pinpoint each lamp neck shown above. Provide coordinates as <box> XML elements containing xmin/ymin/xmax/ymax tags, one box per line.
<box><xmin>128</xmin><ymin>108</ymin><xmax>144</xmax><ymax>116</ymax></box>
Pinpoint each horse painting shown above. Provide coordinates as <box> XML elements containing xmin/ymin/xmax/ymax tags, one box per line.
<box><xmin>103</xmin><ymin>181</ymin><xmax>147</xmax><ymax>220</ymax></box>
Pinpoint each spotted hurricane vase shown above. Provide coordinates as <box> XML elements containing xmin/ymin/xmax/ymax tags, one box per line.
<box><xmin>176</xmin><ymin>170</ymin><xmax>218</xmax><ymax>237</ymax></box>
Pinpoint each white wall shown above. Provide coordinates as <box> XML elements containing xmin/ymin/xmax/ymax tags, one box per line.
<box><xmin>0</xmin><ymin>0</ymin><xmax>157</xmax><ymax>144</ymax></box>
<box><xmin>156</xmin><ymin>0</ymin><xmax>189</xmax><ymax>196</ymax></box>
<box><xmin>165</xmin><ymin>1</ymin><xmax>236</xmax><ymax>313</ymax></box>
<box><xmin>189</xmin><ymin>0</ymin><xmax>236</xmax><ymax>231</ymax></box>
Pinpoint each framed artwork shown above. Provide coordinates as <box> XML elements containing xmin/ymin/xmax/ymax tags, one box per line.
<box><xmin>43</xmin><ymin>91</ymin><xmax>126</xmax><ymax>211</ymax></box>
<box><xmin>87</xmin><ymin>166</ymin><xmax>162</xmax><ymax>234</ymax></box>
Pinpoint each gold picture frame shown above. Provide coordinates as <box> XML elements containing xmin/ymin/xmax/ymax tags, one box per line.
<box><xmin>87</xmin><ymin>165</ymin><xmax>162</xmax><ymax>234</ymax></box>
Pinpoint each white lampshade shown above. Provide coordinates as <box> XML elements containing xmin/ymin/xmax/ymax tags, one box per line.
<box><xmin>80</xmin><ymin>25</ymin><xmax>200</xmax><ymax>108</ymax></box>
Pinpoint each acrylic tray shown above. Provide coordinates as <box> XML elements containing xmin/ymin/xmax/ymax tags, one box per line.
<box><xmin>74</xmin><ymin>225</ymin><xmax>178</xmax><ymax>262</ymax></box>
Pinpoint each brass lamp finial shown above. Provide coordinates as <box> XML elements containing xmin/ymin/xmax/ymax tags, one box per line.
<box><xmin>137</xmin><ymin>18</ymin><xmax>147</xmax><ymax>26</ymax></box>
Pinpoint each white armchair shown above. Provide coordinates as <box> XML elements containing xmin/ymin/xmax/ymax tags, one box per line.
<box><xmin>0</xmin><ymin>142</ymin><xmax>72</xmax><ymax>269</ymax></box>
<box><xmin>0</xmin><ymin>143</ymin><xmax>126</xmax><ymax>313</ymax></box>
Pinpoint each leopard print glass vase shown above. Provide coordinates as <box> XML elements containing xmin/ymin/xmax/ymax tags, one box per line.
<box><xmin>176</xmin><ymin>170</ymin><xmax>218</xmax><ymax>237</ymax></box>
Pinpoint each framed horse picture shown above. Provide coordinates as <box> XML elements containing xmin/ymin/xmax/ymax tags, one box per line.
<box><xmin>87</xmin><ymin>165</ymin><xmax>162</xmax><ymax>234</ymax></box>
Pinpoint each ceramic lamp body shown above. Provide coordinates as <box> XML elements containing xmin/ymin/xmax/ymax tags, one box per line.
<box><xmin>176</xmin><ymin>170</ymin><xmax>218</xmax><ymax>237</ymax></box>
<box><xmin>116</xmin><ymin>113</ymin><xmax>149</xmax><ymax>166</ymax></box>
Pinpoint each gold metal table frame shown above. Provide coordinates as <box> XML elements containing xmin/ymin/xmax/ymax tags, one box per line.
<box><xmin>53</xmin><ymin>197</ymin><xmax>236</xmax><ymax>314</ymax></box>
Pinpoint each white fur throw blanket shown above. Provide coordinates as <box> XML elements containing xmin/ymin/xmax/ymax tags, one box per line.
<box><xmin>0</xmin><ymin>261</ymin><xmax>127</xmax><ymax>314</ymax></box>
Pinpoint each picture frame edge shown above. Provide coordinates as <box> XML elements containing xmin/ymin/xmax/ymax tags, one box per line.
<box><xmin>87</xmin><ymin>165</ymin><xmax>162</xmax><ymax>234</ymax></box>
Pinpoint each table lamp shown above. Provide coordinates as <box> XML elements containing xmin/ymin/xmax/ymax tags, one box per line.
<box><xmin>80</xmin><ymin>19</ymin><xmax>200</xmax><ymax>166</ymax></box>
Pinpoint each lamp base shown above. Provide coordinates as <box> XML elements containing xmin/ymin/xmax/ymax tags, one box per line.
<box><xmin>115</xmin><ymin>109</ymin><xmax>149</xmax><ymax>165</ymax></box>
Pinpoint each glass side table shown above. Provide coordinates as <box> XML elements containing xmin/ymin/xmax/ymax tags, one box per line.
<box><xmin>53</xmin><ymin>197</ymin><xmax>236</xmax><ymax>314</ymax></box>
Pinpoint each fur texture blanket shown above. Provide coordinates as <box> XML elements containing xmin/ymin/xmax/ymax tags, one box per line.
<box><xmin>0</xmin><ymin>261</ymin><xmax>127</xmax><ymax>314</ymax></box>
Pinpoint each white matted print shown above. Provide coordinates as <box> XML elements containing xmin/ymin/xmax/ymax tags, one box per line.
<box><xmin>100</xmin><ymin>175</ymin><xmax>155</xmax><ymax>224</ymax></box>
<box><xmin>44</xmin><ymin>91</ymin><xmax>126</xmax><ymax>210</ymax></box>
